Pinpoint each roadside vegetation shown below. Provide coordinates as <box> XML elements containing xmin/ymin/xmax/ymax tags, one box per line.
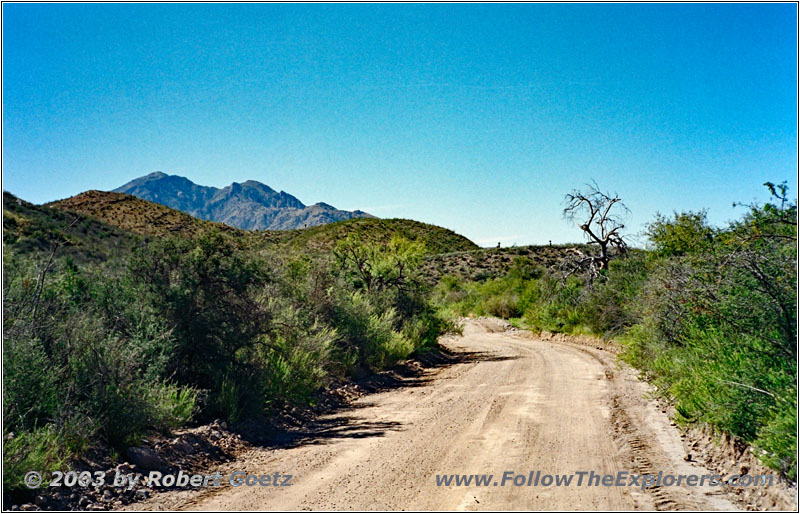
<box><xmin>3</xmin><ymin>180</ymin><xmax>795</xmax><ymax>498</ymax></box>
<box><xmin>3</xmin><ymin>197</ymin><xmax>456</xmax><ymax>496</ymax></box>
<box><xmin>435</xmin><ymin>182</ymin><xmax>797</xmax><ymax>480</ymax></box>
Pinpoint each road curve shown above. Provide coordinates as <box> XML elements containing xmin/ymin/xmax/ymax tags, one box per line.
<box><xmin>135</xmin><ymin>318</ymin><xmax>739</xmax><ymax>511</ymax></box>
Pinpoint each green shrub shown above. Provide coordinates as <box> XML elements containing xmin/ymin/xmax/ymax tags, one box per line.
<box><xmin>755</xmin><ymin>390</ymin><xmax>797</xmax><ymax>480</ymax></box>
<box><xmin>434</xmin><ymin>183</ymin><xmax>796</xmax><ymax>478</ymax></box>
<box><xmin>581</xmin><ymin>253</ymin><xmax>649</xmax><ymax>336</ymax></box>
<box><xmin>255</xmin><ymin>325</ymin><xmax>335</xmax><ymax>410</ymax></box>
<box><xmin>366</xmin><ymin>309</ymin><xmax>415</xmax><ymax>370</ymax></box>
<box><xmin>645</xmin><ymin>210</ymin><xmax>715</xmax><ymax>257</ymax></box>
<box><xmin>145</xmin><ymin>381</ymin><xmax>198</xmax><ymax>431</ymax></box>
<box><xmin>482</xmin><ymin>293</ymin><xmax>516</xmax><ymax>318</ymax></box>
<box><xmin>4</xmin><ymin>219</ymin><xmax>456</xmax><ymax>502</ymax></box>
<box><xmin>3</xmin><ymin>426</ymin><xmax>72</xmax><ymax>495</ymax></box>
<box><xmin>128</xmin><ymin>231</ymin><xmax>270</xmax><ymax>395</ymax></box>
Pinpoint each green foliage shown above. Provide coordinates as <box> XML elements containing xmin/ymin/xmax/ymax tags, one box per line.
<box><xmin>253</xmin><ymin>324</ymin><xmax>335</xmax><ymax>413</ymax></box>
<box><xmin>523</xmin><ymin>275</ymin><xmax>588</xmax><ymax>334</ymax></box>
<box><xmin>3</xmin><ymin>426</ymin><xmax>72</xmax><ymax>496</ymax></box>
<box><xmin>622</xmin><ymin>190</ymin><xmax>797</xmax><ymax>477</ymax></box>
<box><xmin>3</xmin><ymin>249</ymin><xmax>192</xmax><ymax>449</ymax></box>
<box><xmin>334</xmin><ymin>235</ymin><xmax>425</xmax><ymax>293</ymax></box>
<box><xmin>363</xmin><ymin>307</ymin><xmax>414</xmax><ymax>370</ymax></box>
<box><xmin>128</xmin><ymin>231</ymin><xmax>270</xmax><ymax>398</ymax></box>
<box><xmin>645</xmin><ymin>210</ymin><xmax>715</xmax><ymax>257</ymax></box>
<box><xmin>434</xmin><ymin>257</ymin><xmax>537</xmax><ymax>318</ymax></box>
<box><xmin>435</xmin><ymin>183</ymin><xmax>797</xmax><ymax>479</ymax></box>
<box><xmin>4</xmin><ymin>214</ymin><xmax>453</xmax><ymax>498</ymax></box>
<box><xmin>755</xmin><ymin>389</ymin><xmax>798</xmax><ymax>481</ymax></box>
<box><xmin>580</xmin><ymin>252</ymin><xmax>650</xmax><ymax>336</ymax></box>
<box><xmin>435</xmin><ymin>266</ymin><xmax>593</xmax><ymax>335</ymax></box>
<box><xmin>253</xmin><ymin>217</ymin><xmax>478</xmax><ymax>256</ymax></box>
<box><xmin>328</xmin><ymin>235</ymin><xmax>452</xmax><ymax>372</ymax></box>
<box><xmin>144</xmin><ymin>382</ymin><xmax>199</xmax><ymax>432</ymax></box>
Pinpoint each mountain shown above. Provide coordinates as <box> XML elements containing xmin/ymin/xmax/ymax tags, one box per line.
<box><xmin>112</xmin><ymin>172</ymin><xmax>373</xmax><ymax>230</ymax></box>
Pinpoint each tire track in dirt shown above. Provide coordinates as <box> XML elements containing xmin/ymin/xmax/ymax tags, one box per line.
<box><xmin>128</xmin><ymin>318</ymin><xmax>740</xmax><ymax>511</ymax></box>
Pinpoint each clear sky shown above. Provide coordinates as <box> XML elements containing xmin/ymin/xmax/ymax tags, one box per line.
<box><xmin>3</xmin><ymin>3</ymin><xmax>797</xmax><ymax>246</ymax></box>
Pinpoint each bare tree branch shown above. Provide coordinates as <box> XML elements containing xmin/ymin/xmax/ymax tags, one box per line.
<box><xmin>562</xmin><ymin>182</ymin><xmax>629</xmax><ymax>280</ymax></box>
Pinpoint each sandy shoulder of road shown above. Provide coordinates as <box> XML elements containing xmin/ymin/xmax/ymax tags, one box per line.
<box><xmin>125</xmin><ymin>318</ymin><xmax>796</xmax><ymax>511</ymax></box>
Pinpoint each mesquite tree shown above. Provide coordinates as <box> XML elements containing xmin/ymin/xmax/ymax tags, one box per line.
<box><xmin>562</xmin><ymin>181</ymin><xmax>629</xmax><ymax>279</ymax></box>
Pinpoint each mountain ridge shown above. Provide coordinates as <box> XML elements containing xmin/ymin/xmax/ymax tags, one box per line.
<box><xmin>113</xmin><ymin>172</ymin><xmax>373</xmax><ymax>230</ymax></box>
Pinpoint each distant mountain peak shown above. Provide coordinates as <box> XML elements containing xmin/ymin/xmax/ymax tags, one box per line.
<box><xmin>112</xmin><ymin>172</ymin><xmax>373</xmax><ymax>230</ymax></box>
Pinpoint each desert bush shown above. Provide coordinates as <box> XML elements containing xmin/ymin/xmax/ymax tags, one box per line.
<box><xmin>128</xmin><ymin>231</ymin><xmax>271</xmax><ymax>396</ymax></box>
<box><xmin>620</xmin><ymin>185</ymin><xmax>796</xmax><ymax>478</ymax></box>
<box><xmin>4</xmin><ymin>222</ymin><xmax>457</xmax><ymax>500</ymax></box>
<box><xmin>3</xmin><ymin>426</ymin><xmax>72</xmax><ymax>496</ymax></box>
<box><xmin>2</xmin><ymin>250</ymin><xmax>198</xmax><ymax>495</ymax></box>
<box><xmin>755</xmin><ymin>389</ymin><xmax>798</xmax><ymax>481</ymax></box>
<box><xmin>330</xmin><ymin>235</ymin><xmax>449</xmax><ymax>372</ymax></box>
<box><xmin>482</xmin><ymin>292</ymin><xmax>521</xmax><ymax>319</ymax></box>
<box><xmin>522</xmin><ymin>274</ymin><xmax>587</xmax><ymax>333</ymax></box>
<box><xmin>581</xmin><ymin>252</ymin><xmax>649</xmax><ymax>336</ymax></box>
<box><xmin>434</xmin><ymin>183</ymin><xmax>797</xmax><ymax>478</ymax></box>
<box><xmin>253</xmin><ymin>315</ymin><xmax>336</xmax><ymax>412</ymax></box>
<box><xmin>645</xmin><ymin>210</ymin><xmax>716</xmax><ymax>257</ymax></box>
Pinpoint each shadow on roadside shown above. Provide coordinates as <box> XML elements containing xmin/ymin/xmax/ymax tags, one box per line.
<box><xmin>235</xmin><ymin>345</ymin><xmax>517</xmax><ymax>449</ymax></box>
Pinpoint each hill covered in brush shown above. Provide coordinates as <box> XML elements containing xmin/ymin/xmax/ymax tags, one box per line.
<box><xmin>4</xmin><ymin>192</ymin><xmax>145</xmax><ymax>264</ymax></box>
<box><xmin>48</xmin><ymin>190</ymin><xmax>477</xmax><ymax>256</ymax></box>
<box><xmin>48</xmin><ymin>190</ymin><xmax>242</xmax><ymax>240</ymax></box>
<box><xmin>253</xmin><ymin>217</ymin><xmax>479</xmax><ymax>256</ymax></box>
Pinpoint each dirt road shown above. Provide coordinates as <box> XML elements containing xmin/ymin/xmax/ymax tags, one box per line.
<box><xmin>134</xmin><ymin>318</ymin><xmax>740</xmax><ymax>511</ymax></box>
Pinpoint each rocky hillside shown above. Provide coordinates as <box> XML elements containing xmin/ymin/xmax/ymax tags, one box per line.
<box><xmin>4</xmin><ymin>192</ymin><xmax>145</xmax><ymax>264</ymax></box>
<box><xmin>48</xmin><ymin>190</ymin><xmax>243</xmax><ymax>240</ymax></box>
<box><xmin>419</xmin><ymin>244</ymin><xmax>594</xmax><ymax>283</ymax></box>
<box><xmin>113</xmin><ymin>172</ymin><xmax>373</xmax><ymax>230</ymax></box>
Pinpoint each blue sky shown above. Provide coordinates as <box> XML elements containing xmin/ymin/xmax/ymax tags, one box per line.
<box><xmin>3</xmin><ymin>3</ymin><xmax>796</xmax><ymax>246</ymax></box>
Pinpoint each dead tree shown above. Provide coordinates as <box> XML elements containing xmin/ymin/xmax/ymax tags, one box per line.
<box><xmin>562</xmin><ymin>181</ymin><xmax>629</xmax><ymax>280</ymax></box>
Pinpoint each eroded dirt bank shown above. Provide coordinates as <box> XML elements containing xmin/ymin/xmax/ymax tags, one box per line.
<box><xmin>126</xmin><ymin>319</ymin><xmax>793</xmax><ymax>511</ymax></box>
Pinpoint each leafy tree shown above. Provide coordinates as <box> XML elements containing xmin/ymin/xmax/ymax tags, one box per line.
<box><xmin>128</xmin><ymin>230</ymin><xmax>270</xmax><ymax>396</ymax></box>
<box><xmin>645</xmin><ymin>210</ymin><xmax>715</xmax><ymax>257</ymax></box>
<box><xmin>334</xmin><ymin>235</ymin><xmax>425</xmax><ymax>293</ymax></box>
